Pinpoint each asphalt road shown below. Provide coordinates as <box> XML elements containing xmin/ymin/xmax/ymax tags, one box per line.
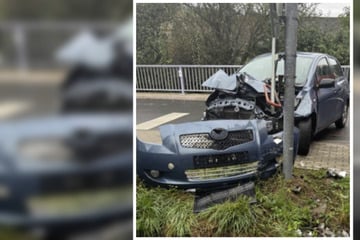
<box><xmin>136</xmin><ymin>98</ymin><xmax>349</xmax><ymax>144</ymax></box>
<box><xmin>0</xmin><ymin>80</ymin><xmax>60</xmax><ymax>120</ymax></box>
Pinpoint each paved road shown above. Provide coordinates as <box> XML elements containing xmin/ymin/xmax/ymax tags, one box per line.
<box><xmin>0</xmin><ymin>80</ymin><xmax>60</xmax><ymax>120</ymax></box>
<box><xmin>136</xmin><ymin>98</ymin><xmax>349</xmax><ymax>144</ymax></box>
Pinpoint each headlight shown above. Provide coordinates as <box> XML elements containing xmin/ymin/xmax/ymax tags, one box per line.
<box><xmin>18</xmin><ymin>138</ymin><xmax>73</xmax><ymax>162</ymax></box>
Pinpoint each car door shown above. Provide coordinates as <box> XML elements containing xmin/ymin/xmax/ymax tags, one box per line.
<box><xmin>315</xmin><ymin>57</ymin><xmax>338</xmax><ymax>131</ymax></box>
<box><xmin>328</xmin><ymin>56</ymin><xmax>348</xmax><ymax>120</ymax></box>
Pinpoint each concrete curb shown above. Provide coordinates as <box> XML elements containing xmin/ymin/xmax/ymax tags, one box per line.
<box><xmin>136</xmin><ymin>92</ymin><xmax>209</xmax><ymax>101</ymax></box>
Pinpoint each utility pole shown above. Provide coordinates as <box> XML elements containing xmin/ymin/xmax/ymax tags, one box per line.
<box><xmin>283</xmin><ymin>3</ymin><xmax>298</xmax><ymax>179</ymax></box>
<box><xmin>269</xmin><ymin>4</ymin><xmax>279</xmax><ymax>113</ymax></box>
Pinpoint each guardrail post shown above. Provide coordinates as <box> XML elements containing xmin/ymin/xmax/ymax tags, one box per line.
<box><xmin>13</xmin><ymin>24</ymin><xmax>28</xmax><ymax>73</ymax></box>
<box><xmin>179</xmin><ymin>66</ymin><xmax>185</xmax><ymax>94</ymax></box>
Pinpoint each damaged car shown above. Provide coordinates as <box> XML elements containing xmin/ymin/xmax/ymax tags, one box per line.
<box><xmin>57</xmin><ymin>19</ymin><xmax>133</xmax><ymax>112</ymax></box>
<box><xmin>137</xmin><ymin>119</ymin><xmax>299</xmax><ymax>190</ymax></box>
<box><xmin>0</xmin><ymin>114</ymin><xmax>132</xmax><ymax>235</ymax></box>
<box><xmin>203</xmin><ymin>52</ymin><xmax>349</xmax><ymax>155</ymax></box>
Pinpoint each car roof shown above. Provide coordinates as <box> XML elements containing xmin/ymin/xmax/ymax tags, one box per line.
<box><xmin>253</xmin><ymin>51</ymin><xmax>332</xmax><ymax>60</ymax></box>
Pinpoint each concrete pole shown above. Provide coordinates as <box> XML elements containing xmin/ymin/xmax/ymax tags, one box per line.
<box><xmin>269</xmin><ymin>4</ymin><xmax>279</xmax><ymax>113</ymax></box>
<box><xmin>283</xmin><ymin>3</ymin><xmax>298</xmax><ymax>179</ymax></box>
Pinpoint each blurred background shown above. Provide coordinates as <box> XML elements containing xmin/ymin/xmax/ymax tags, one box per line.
<box><xmin>355</xmin><ymin>1</ymin><xmax>360</xmax><ymax>238</ymax></box>
<box><xmin>0</xmin><ymin>0</ymin><xmax>132</xmax><ymax>239</ymax></box>
<box><xmin>353</xmin><ymin>1</ymin><xmax>360</xmax><ymax>239</ymax></box>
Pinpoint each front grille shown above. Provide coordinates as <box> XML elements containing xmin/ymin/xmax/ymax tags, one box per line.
<box><xmin>193</xmin><ymin>152</ymin><xmax>249</xmax><ymax>169</ymax></box>
<box><xmin>180</xmin><ymin>130</ymin><xmax>253</xmax><ymax>150</ymax></box>
<box><xmin>69</xmin><ymin>132</ymin><xmax>132</xmax><ymax>161</ymax></box>
<box><xmin>185</xmin><ymin>161</ymin><xmax>258</xmax><ymax>181</ymax></box>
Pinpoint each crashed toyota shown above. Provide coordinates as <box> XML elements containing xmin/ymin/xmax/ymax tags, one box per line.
<box><xmin>203</xmin><ymin>52</ymin><xmax>349</xmax><ymax>155</ymax></box>
<box><xmin>137</xmin><ymin>119</ymin><xmax>299</xmax><ymax>189</ymax></box>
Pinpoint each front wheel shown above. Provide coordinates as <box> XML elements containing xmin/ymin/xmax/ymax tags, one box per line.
<box><xmin>335</xmin><ymin>103</ymin><xmax>348</xmax><ymax>129</ymax></box>
<box><xmin>297</xmin><ymin>118</ymin><xmax>312</xmax><ymax>156</ymax></box>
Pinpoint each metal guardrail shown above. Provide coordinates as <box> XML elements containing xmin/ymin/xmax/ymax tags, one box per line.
<box><xmin>137</xmin><ymin>65</ymin><xmax>350</xmax><ymax>93</ymax></box>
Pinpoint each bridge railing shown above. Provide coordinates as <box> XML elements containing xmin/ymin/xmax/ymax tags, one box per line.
<box><xmin>136</xmin><ymin>65</ymin><xmax>350</xmax><ymax>93</ymax></box>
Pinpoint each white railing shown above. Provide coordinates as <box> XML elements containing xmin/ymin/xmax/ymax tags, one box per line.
<box><xmin>136</xmin><ymin>65</ymin><xmax>242</xmax><ymax>93</ymax></box>
<box><xmin>136</xmin><ymin>65</ymin><xmax>350</xmax><ymax>93</ymax></box>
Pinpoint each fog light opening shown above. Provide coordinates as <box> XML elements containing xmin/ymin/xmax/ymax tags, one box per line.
<box><xmin>150</xmin><ymin>170</ymin><xmax>160</xmax><ymax>178</ymax></box>
<box><xmin>168</xmin><ymin>163</ymin><xmax>175</xmax><ymax>170</ymax></box>
<box><xmin>0</xmin><ymin>185</ymin><xmax>10</xmax><ymax>199</ymax></box>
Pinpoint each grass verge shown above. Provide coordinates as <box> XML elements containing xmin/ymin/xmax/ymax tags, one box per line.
<box><xmin>136</xmin><ymin>168</ymin><xmax>350</xmax><ymax>237</ymax></box>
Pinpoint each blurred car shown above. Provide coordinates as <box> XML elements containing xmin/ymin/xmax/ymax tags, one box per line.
<box><xmin>0</xmin><ymin>114</ymin><xmax>132</xmax><ymax>236</ymax></box>
<box><xmin>0</xmin><ymin>21</ymin><xmax>133</xmax><ymax>238</ymax></box>
<box><xmin>203</xmin><ymin>52</ymin><xmax>349</xmax><ymax>155</ymax></box>
<box><xmin>137</xmin><ymin>119</ymin><xmax>299</xmax><ymax>190</ymax></box>
<box><xmin>56</xmin><ymin>20</ymin><xmax>133</xmax><ymax>112</ymax></box>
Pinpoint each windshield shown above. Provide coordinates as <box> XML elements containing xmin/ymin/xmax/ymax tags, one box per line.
<box><xmin>239</xmin><ymin>55</ymin><xmax>314</xmax><ymax>86</ymax></box>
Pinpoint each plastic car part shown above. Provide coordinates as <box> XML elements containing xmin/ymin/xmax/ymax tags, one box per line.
<box><xmin>193</xmin><ymin>182</ymin><xmax>256</xmax><ymax>213</ymax></box>
<box><xmin>137</xmin><ymin>119</ymin><xmax>299</xmax><ymax>189</ymax></box>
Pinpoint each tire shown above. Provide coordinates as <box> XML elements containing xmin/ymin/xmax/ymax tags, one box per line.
<box><xmin>297</xmin><ymin>118</ymin><xmax>312</xmax><ymax>156</ymax></box>
<box><xmin>335</xmin><ymin>103</ymin><xmax>348</xmax><ymax>129</ymax></box>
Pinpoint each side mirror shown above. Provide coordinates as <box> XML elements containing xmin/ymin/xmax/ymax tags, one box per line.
<box><xmin>318</xmin><ymin>78</ymin><xmax>335</xmax><ymax>88</ymax></box>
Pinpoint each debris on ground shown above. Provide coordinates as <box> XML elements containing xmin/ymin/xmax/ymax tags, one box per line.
<box><xmin>193</xmin><ymin>182</ymin><xmax>256</xmax><ymax>213</ymax></box>
<box><xmin>327</xmin><ymin>168</ymin><xmax>347</xmax><ymax>178</ymax></box>
<box><xmin>291</xmin><ymin>185</ymin><xmax>302</xmax><ymax>194</ymax></box>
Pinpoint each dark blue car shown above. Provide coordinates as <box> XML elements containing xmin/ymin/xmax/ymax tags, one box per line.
<box><xmin>204</xmin><ymin>52</ymin><xmax>349</xmax><ymax>155</ymax></box>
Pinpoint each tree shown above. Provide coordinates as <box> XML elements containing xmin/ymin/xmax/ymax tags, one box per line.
<box><xmin>136</xmin><ymin>4</ymin><xmax>179</xmax><ymax>64</ymax></box>
<box><xmin>136</xmin><ymin>3</ymin><xmax>349</xmax><ymax>65</ymax></box>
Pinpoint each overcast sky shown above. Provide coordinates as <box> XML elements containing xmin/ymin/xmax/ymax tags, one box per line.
<box><xmin>316</xmin><ymin>3</ymin><xmax>349</xmax><ymax>17</ymax></box>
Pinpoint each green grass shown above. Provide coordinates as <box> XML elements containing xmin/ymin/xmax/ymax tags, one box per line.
<box><xmin>136</xmin><ymin>168</ymin><xmax>350</xmax><ymax>237</ymax></box>
<box><xmin>0</xmin><ymin>228</ymin><xmax>37</xmax><ymax>240</ymax></box>
<box><xmin>136</xmin><ymin>182</ymin><xmax>196</xmax><ymax>237</ymax></box>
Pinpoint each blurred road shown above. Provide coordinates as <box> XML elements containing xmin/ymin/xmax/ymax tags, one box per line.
<box><xmin>0</xmin><ymin>79</ymin><xmax>61</xmax><ymax>120</ymax></box>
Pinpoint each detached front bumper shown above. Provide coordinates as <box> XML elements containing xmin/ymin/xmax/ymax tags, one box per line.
<box><xmin>0</xmin><ymin>152</ymin><xmax>132</xmax><ymax>232</ymax></box>
<box><xmin>137</xmin><ymin>119</ymin><xmax>299</xmax><ymax>189</ymax></box>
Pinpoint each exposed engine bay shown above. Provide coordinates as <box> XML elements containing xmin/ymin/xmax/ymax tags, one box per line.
<box><xmin>202</xmin><ymin>69</ymin><xmax>285</xmax><ymax>134</ymax></box>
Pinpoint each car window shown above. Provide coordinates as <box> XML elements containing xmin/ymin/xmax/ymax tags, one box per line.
<box><xmin>239</xmin><ymin>55</ymin><xmax>314</xmax><ymax>86</ymax></box>
<box><xmin>328</xmin><ymin>57</ymin><xmax>343</xmax><ymax>78</ymax></box>
<box><xmin>316</xmin><ymin>58</ymin><xmax>333</xmax><ymax>83</ymax></box>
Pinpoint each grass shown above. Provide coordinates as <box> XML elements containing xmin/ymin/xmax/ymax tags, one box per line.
<box><xmin>136</xmin><ymin>168</ymin><xmax>350</xmax><ymax>237</ymax></box>
<box><xmin>0</xmin><ymin>228</ymin><xmax>37</xmax><ymax>240</ymax></box>
<box><xmin>136</xmin><ymin>183</ymin><xmax>196</xmax><ymax>237</ymax></box>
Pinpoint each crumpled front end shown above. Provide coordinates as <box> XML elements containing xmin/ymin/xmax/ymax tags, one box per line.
<box><xmin>137</xmin><ymin>119</ymin><xmax>299</xmax><ymax>189</ymax></box>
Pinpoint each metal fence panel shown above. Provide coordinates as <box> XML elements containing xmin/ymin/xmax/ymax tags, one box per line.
<box><xmin>136</xmin><ymin>65</ymin><xmax>242</xmax><ymax>92</ymax></box>
<box><xmin>137</xmin><ymin>65</ymin><xmax>350</xmax><ymax>93</ymax></box>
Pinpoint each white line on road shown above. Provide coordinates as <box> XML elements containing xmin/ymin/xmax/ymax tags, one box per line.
<box><xmin>136</xmin><ymin>112</ymin><xmax>189</xmax><ymax>130</ymax></box>
<box><xmin>0</xmin><ymin>101</ymin><xmax>32</xmax><ymax>119</ymax></box>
